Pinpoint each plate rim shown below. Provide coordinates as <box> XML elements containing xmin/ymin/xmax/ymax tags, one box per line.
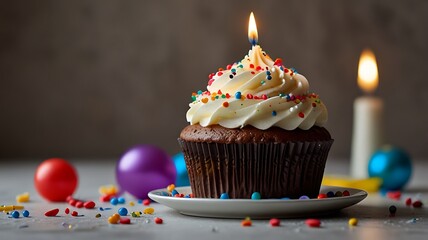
<box><xmin>148</xmin><ymin>185</ymin><xmax>368</xmax><ymax>203</ymax></box>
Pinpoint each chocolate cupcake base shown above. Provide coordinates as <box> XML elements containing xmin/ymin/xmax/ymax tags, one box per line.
<box><xmin>178</xmin><ymin>139</ymin><xmax>333</xmax><ymax>199</ymax></box>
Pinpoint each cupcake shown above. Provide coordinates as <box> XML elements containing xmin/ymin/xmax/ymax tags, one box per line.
<box><xmin>178</xmin><ymin>44</ymin><xmax>333</xmax><ymax>199</ymax></box>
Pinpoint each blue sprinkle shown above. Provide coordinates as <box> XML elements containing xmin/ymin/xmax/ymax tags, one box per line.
<box><xmin>286</xmin><ymin>95</ymin><xmax>291</xmax><ymax>100</ymax></box>
<box><xmin>110</xmin><ymin>198</ymin><xmax>118</xmax><ymax>205</ymax></box>
<box><xmin>171</xmin><ymin>189</ymin><xmax>179</xmax><ymax>196</ymax></box>
<box><xmin>231</xmin><ymin>68</ymin><xmax>236</xmax><ymax>73</ymax></box>
<box><xmin>251</xmin><ymin>192</ymin><xmax>261</xmax><ymax>200</ymax></box>
<box><xmin>99</xmin><ymin>207</ymin><xmax>104</xmax><ymax>211</ymax></box>
<box><xmin>266</xmin><ymin>71</ymin><xmax>271</xmax><ymax>75</ymax></box>
<box><xmin>160</xmin><ymin>191</ymin><xmax>170</xmax><ymax>196</ymax></box>
<box><xmin>197</xmin><ymin>90</ymin><xmax>203</xmax><ymax>95</ymax></box>
<box><xmin>290</xmin><ymin>67</ymin><xmax>298</xmax><ymax>73</ymax></box>
<box><xmin>137</xmin><ymin>199</ymin><xmax>143</xmax><ymax>204</ymax></box>
<box><xmin>118</xmin><ymin>207</ymin><xmax>128</xmax><ymax>216</ymax></box>
<box><xmin>235</xmin><ymin>91</ymin><xmax>242</xmax><ymax>99</ymax></box>
<box><xmin>280</xmin><ymin>66</ymin><xmax>284</xmax><ymax>70</ymax></box>
<box><xmin>22</xmin><ymin>210</ymin><xmax>29</xmax><ymax>217</ymax></box>
<box><xmin>11</xmin><ymin>211</ymin><xmax>19</xmax><ymax>218</ymax></box>
<box><xmin>266</xmin><ymin>75</ymin><xmax>272</xmax><ymax>80</ymax></box>
<box><xmin>118</xmin><ymin>197</ymin><xmax>125</xmax><ymax>204</ymax></box>
<box><xmin>272</xmin><ymin>111</ymin><xmax>277</xmax><ymax>116</ymax></box>
<box><xmin>103</xmin><ymin>208</ymin><xmax>112</xmax><ymax>210</ymax></box>
<box><xmin>279</xmin><ymin>93</ymin><xmax>285</xmax><ymax>98</ymax></box>
<box><xmin>281</xmin><ymin>197</ymin><xmax>290</xmax><ymax>200</ymax></box>
<box><xmin>184</xmin><ymin>194</ymin><xmax>191</xmax><ymax>198</ymax></box>
<box><xmin>299</xmin><ymin>195</ymin><xmax>310</xmax><ymax>200</ymax></box>
<box><xmin>220</xmin><ymin>193</ymin><xmax>229</xmax><ymax>199</ymax></box>
<box><xmin>326</xmin><ymin>191</ymin><xmax>335</xmax><ymax>198</ymax></box>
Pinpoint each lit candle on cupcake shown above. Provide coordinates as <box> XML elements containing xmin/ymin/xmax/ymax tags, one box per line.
<box><xmin>350</xmin><ymin>49</ymin><xmax>383</xmax><ymax>178</ymax></box>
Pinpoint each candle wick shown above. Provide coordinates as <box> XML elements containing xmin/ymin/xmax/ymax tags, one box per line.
<box><xmin>250</xmin><ymin>39</ymin><xmax>257</xmax><ymax>46</ymax></box>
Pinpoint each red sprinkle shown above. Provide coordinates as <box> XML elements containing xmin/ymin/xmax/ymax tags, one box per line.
<box><xmin>305</xmin><ymin>218</ymin><xmax>321</xmax><ymax>228</ymax></box>
<box><xmin>343</xmin><ymin>190</ymin><xmax>350</xmax><ymax>196</ymax></box>
<box><xmin>387</xmin><ymin>191</ymin><xmax>401</xmax><ymax>200</ymax></box>
<box><xmin>298</xmin><ymin>112</ymin><xmax>305</xmax><ymax>118</ymax></box>
<box><xmin>100</xmin><ymin>194</ymin><xmax>113</xmax><ymax>202</ymax></box>
<box><xmin>413</xmin><ymin>200</ymin><xmax>423</xmax><ymax>208</ymax></box>
<box><xmin>84</xmin><ymin>201</ymin><xmax>96</xmax><ymax>209</ymax></box>
<box><xmin>241</xmin><ymin>219</ymin><xmax>252</xmax><ymax>227</ymax></box>
<box><xmin>66</xmin><ymin>196</ymin><xmax>73</xmax><ymax>202</ymax></box>
<box><xmin>249</xmin><ymin>64</ymin><xmax>254</xmax><ymax>69</ymax></box>
<box><xmin>45</xmin><ymin>208</ymin><xmax>59</xmax><ymax>217</ymax></box>
<box><xmin>155</xmin><ymin>217</ymin><xmax>163</xmax><ymax>224</ymax></box>
<box><xmin>71</xmin><ymin>211</ymin><xmax>78</xmax><ymax>217</ymax></box>
<box><xmin>208</xmin><ymin>79</ymin><xmax>215</xmax><ymax>86</ymax></box>
<box><xmin>69</xmin><ymin>199</ymin><xmax>77</xmax><ymax>206</ymax></box>
<box><xmin>405</xmin><ymin>198</ymin><xmax>412</xmax><ymax>206</ymax></box>
<box><xmin>120</xmin><ymin>217</ymin><xmax>131</xmax><ymax>224</ymax></box>
<box><xmin>143</xmin><ymin>199</ymin><xmax>151</xmax><ymax>206</ymax></box>
<box><xmin>269</xmin><ymin>218</ymin><xmax>280</xmax><ymax>227</ymax></box>
<box><xmin>174</xmin><ymin>193</ymin><xmax>184</xmax><ymax>198</ymax></box>
<box><xmin>247</xmin><ymin>94</ymin><xmax>253</xmax><ymax>99</ymax></box>
<box><xmin>256</xmin><ymin>66</ymin><xmax>262</xmax><ymax>71</ymax></box>
<box><xmin>312</xmin><ymin>103</ymin><xmax>317</xmax><ymax>107</ymax></box>
<box><xmin>226</xmin><ymin>64</ymin><xmax>232</xmax><ymax>70</ymax></box>
<box><xmin>65</xmin><ymin>208</ymin><xmax>70</xmax><ymax>214</ymax></box>
<box><xmin>317</xmin><ymin>193</ymin><xmax>327</xmax><ymax>199</ymax></box>
<box><xmin>251</xmin><ymin>71</ymin><xmax>255</xmax><ymax>74</ymax></box>
<box><xmin>274</xmin><ymin>58</ymin><xmax>282</xmax><ymax>66</ymax></box>
<box><xmin>262</xmin><ymin>94</ymin><xmax>268</xmax><ymax>100</ymax></box>
<box><xmin>217</xmin><ymin>72</ymin><xmax>223</xmax><ymax>76</ymax></box>
<box><xmin>75</xmin><ymin>201</ymin><xmax>84</xmax><ymax>208</ymax></box>
<box><xmin>222</xmin><ymin>102</ymin><xmax>229</xmax><ymax>108</ymax></box>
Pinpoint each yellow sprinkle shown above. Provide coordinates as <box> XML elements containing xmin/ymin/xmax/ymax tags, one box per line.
<box><xmin>108</xmin><ymin>213</ymin><xmax>120</xmax><ymax>224</ymax></box>
<box><xmin>143</xmin><ymin>207</ymin><xmax>155</xmax><ymax>214</ymax></box>
<box><xmin>129</xmin><ymin>201</ymin><xmax>135</xmax><ymax>206</ymax></box>
<box><xmin>0</xmin><ymin>205</ymin><xmax>24</xmax><ymax>211</ymax></box>
<box><xmin>348</xmin><ymin>218</ymin><xmax>358</xmax><ymax>226</ymax></box>
<box><xmin>16</xmin><ymin>192</ymin><xmax>30</xmax><ymax>203</ymax></box>
<box><xmin>99</xmin><ymin>185</ymin><xmax>118</xmax><ymax>196</ymax></box>
<box><xmin>167</xmin><ymin>184</ymin><xmax>175</xmax><ymax>193</ymax></box>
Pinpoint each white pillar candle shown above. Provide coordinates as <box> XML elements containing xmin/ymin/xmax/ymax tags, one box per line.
<box><xmin>350</xmin><ymin>49</ymin><xmax>383</xmax><ymax>178</ymax></box>
<box><xmin>351</xmin><ymin>96</ymin><xmax>383</xmax><ymax>178</ymax></box>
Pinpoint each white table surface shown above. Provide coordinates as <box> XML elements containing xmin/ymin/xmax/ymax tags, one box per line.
<box><xmin>0</xmin><ymin>159</ymin><xmax>427</xmax><ymax>240</ymax></box>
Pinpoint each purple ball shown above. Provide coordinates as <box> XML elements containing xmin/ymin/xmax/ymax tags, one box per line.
<box><xmin>116</xmin><ymin>145</ymin><xmax>176</xmax><ymax>199</ymax></box>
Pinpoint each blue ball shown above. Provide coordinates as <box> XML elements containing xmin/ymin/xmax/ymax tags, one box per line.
<box><xmin>368</xmin><ymin>146</ymin><xmax>412</xmax><ymax>191</ymax></box>
<box><xmin>251</xmin><ymin>192</ymin><xmax>261</xmax><ymax>200</ymax></box>
<box><xmin>173</xmin><ymin>153</ymin><xmax>190</xmax><ymax>187</ymax></box>
<box><xmin>118</xmin><ymin>207</ymin><xmax>128</xmax><ymax>216</ymax></box>
<box><xmin>117</xmin><ymin>197</ymin><xmax>125</xmax><ymax>204</ymax></box>
<box><xmin>220</xmin><ymin>193</ymin><xmax>229</xmax><ymax>199</ymax></box>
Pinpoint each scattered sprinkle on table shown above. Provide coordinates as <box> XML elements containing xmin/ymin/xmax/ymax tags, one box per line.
<box><xmin>154</xmin><ymin>217</ymin><xmax>163</xmax><ymax>224</ymax></box>
<box><xmin>44</xmin><ymin>208</ymin><xmax>59</xmax><ymax>217</ymax></box>
<box><xmin>269</xmin><ymin>218</ymin><xmax>280</xmax><ymax>227</ymax></box>
<box><xmin>348</xmin><ymin>218</ymin><xmax>358</xmax><ymax>226</ymax></box>
<box><xmin>305</xmin><ymin>219</ymin><xmax>321</xmax><ymax>228</ymax></box>
<box><xmin>241</xmin><ymin>217</ymin><xmax>252</xmax><ymax>227</ymax></box>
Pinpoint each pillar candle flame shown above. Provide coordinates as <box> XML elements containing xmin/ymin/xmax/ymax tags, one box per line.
<box><xmin>358</xmin><ymin>49</ymin><xmax>379</xmax><ymax>93</ymax></box>
<box><xmin>248</xmin><ymin>12</ymin><xmax>258</xmax><ymax>46</ymax></box>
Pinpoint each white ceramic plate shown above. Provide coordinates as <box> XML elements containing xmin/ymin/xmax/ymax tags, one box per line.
<box><xmin>148</xmin><ymin>186</ymin><xmax>367</xmax><ymax>219</ymax></box>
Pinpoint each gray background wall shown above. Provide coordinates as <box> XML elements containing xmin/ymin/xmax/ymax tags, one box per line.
<box><xmin>1</xmin><ymin>0</ymin><xmax>428</xmax><ymax>160</ymax></box>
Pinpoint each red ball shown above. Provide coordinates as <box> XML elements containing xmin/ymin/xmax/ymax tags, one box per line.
<box><xmin>34</xmin><ymin>158</ymin><xmax>78</xmax><ymax>202</ymax></box>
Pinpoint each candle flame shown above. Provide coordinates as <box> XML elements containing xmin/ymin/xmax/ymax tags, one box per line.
<box><xmin>248</xmin><ymin>12</ymin><xmax>258</xmax><ymax>45</ymax></box>
<box><xmin>358</xmin><ymin>49</ymin><xmax>379</xmax><ymax>93</ymax></box>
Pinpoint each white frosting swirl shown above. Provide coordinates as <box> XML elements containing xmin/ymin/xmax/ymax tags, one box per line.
<box><xmin>186</xmin><ymin>45</ymin><xmax>328</xmax><ymax>130</ymax></box>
